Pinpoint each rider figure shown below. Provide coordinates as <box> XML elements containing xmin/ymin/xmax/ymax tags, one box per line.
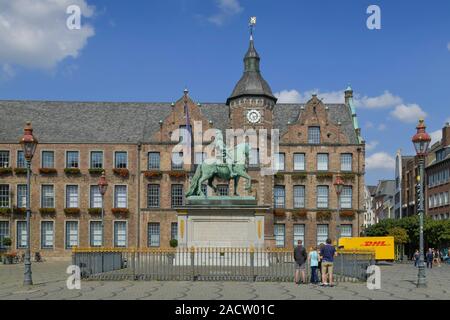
<box><xmin>215</xmin><ymin>130</ymin><xmax>237</xmax><ymax>178</ymax></box>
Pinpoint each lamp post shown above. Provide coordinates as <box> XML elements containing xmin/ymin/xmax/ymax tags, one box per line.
<box><xmin>98</xmin><ymin>171</ymin><xmax>108</xmax><ymax>247</ymax></box>
<box><xmin>334</xmin><ymin>175</ymin><xmax>344</xmax><ymax>247</ymax></box>
<box><xmin>19</xmin><ymin>122</ymin><xmax>38</xmax><ymax>286</ymax></box>
<box><xmin>411</xmin><ymin>119</ymin><xmax>431</xmax><ymax>288</ymax></box>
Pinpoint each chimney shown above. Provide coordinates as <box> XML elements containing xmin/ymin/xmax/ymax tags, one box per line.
<box><xmin>442</xmin><ymin>122</ymin><xmax>450</xmax><ymax>147</ymax></box>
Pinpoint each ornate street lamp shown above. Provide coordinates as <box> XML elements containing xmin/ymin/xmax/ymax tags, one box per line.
<box><xmin>98</xmin><ymin>171</ymin><xmax>108</xmax><ymax>247</ymax></box>
<box><xmin>411</xmin><ymin>119</ymin><xmax>431</xmax><ymax>288</ymax></box>
<box><xmin>19</xmin><ymin>122</ymin><xmax>38</xmax><ymax>286</ymax></box>
<box><xmin>334</xmin><ymin>175</ymin><xmax>344</xmax><ymax>247</ymax></box>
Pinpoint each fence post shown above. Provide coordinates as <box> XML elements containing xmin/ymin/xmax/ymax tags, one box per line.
<box><xmin>250</xmin><ymin>246</ymin><xmax>255</xmax><ymax>282</ymax></box>
<box><xmin>131</xmin><ymin>249</ymin><xmax>136</xmax><ymax>280</ymax></box>
<box><xmin>190</xmin><ymin>246</ymin><xmax>195</xmax><ymax>281</ymax></box>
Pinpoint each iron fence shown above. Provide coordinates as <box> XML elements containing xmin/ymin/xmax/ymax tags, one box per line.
<box><xmin>72</xmin><ymin>247</ymin><xmax>375</xmax><ymax>282</ymax></box>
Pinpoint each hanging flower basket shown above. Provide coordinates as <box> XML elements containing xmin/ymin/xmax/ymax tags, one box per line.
<box><xmin>39</xmin><ymin>208</ymin><xmax>56</xmax><ymax>215</ymax></box>
<box><xmin>0</xmin><ymin>167</ymin><xmax>13</xmax><ymax>176</ymax></box>
<box><xmin>88</xmin><ymin>168</ymin><xmax>104</xmax><ymax>175</ymax></box>
<box><xmin>64</xmin><ymin>168</ymin><xmax>81</xmax><ymax>175</ymax></box>
<box><xmin>340</xmin><ymin>210</ymin><xmax>356</xmax><ymax>219</ymax></box>
<box><xmin>292</xmin><ymin>209</ymin><xmax>308</xmax><ymax>219</ymax></box>
<box><xmin>113</xmin><ymin>168</ymin><xmax>129</xmax><ymax>178</ymax></box>
<box><xmin>111</xmin><ymin>208</ymin><xmax>129</xmax><ymax>215</ymax></box>
<box><xmin>64</xmin><ymin>208</ymin><xmax>81</xmax><ymax>215</ymax></box>
<box><xmin>316</xmin><ymin>172</ymin><xmax>333</xmax><ymax>181</ymax></box>
<box><xmin>273</xmin><ymin>208</ymin><xmax>286</xmax><ymax>217</ymax></box>
<box><xmin>168</xmin><ymin>171</ymin><xmax>186</xmax><ymax>178</ymax></box>
<box><xmin>0</xmin><ymin>208</ymin><xmax>11</xmax><ymax>215</ymax></box>
<box><xmin>144</xmin><ymin>170</ymin><xmax>163</xmax><ymax>179</ymax></box>
<box><xmin>14</xmin><ymin>168</ymin><xmax>27</xmax><ymax>175</ymax></box>
<box><xmin>39</xmin><ymin>168</ymin><xmax>57</xmax><ymax>175</ymax></box>
<box><xmin>88</xmin><ymin>208</ymin><xmax>102</xmax><ymax>215</ymax></box>
<box><xmin>316</xmin><ymin>210</ymin><xmax>332</xmax><ymax>221</ymax></box>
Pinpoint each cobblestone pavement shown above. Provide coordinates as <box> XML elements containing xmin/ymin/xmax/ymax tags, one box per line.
<box><xmin>0</xmin><ymin>261</ymin><xmax>449</xmax><ymax>300</ymax></box>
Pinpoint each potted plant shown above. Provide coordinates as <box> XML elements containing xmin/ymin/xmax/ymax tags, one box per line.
<box><xmin>88</xmin><ymin>168</ymin><xmax>104</xmax><ymax>175</ymax></box>
<box><xmin>292</xmin><ymin>209</ymin><xmax>307</xmax><ymax>220</ymax></box>
<box><xmin>168</xmin><ymin>171</ymin><xmax>186</xmax><ymax>178</ymax></box>
<box><xmin>64</xmin><ymin>208</ymin><xmax>81</xmax><ymax>215</ymax></box>
<box><xmin>113</xmin><ymin>168</ymin><xmax>129</xmax><ymax>178</ymax></box>
<box><xmin>317</xmin><ymin>210</ymin><xmax>332</xmax><ymax>221</ymax></box>
<box><xmin>14</xmin><ymin>168</ymin><xmax>27</xmax><ymax>175</ymax></box>
<box><xmin>0</xmin><ymin>208</ymin><xmax>11</xmax><ymax>215</ymax></box>
<box><xmin>273</xmin><ymin>208</ymin><xmax>286</xmax><ymax>217</ymax></box>
<box><xmin>0</xmin><ymin>167</ymin><xmax>13</xmax><ymax>176</ymax></box>
<box><xmin>316</xmin><ymin>172</ymin><xmax>333</xmax><ymax>181</ymax></box>
<box><xmin>88</xmin><ymin>208</ymin><xmax>102</xmax><ymax>215</ymax></box>
<box><xmin>64</xmin><ymin>168</ymin><xmax>81</xmax><ymax>175</ymax></box>
<box><xmin>39</xmin><ymin>208</ymin><xmax>56</xmax><ymax>215</ymax></box>
<box><xmin>168</xmin><ymin>239</ymin><xmax>178</xmax><ymax>265</ymax></box>
<box><xmin>143</xmin><ymin>170</ymin><xmax>162</xmax><ymax>179</ymax></box>
<box><xmin>2</xmin><ymin>238</ymin><xmax>13</xmax><ymax>264</ymax></box>
<box><xmin>111</xmin><ymin>208</ymin><xmax>129</xmax><ymax>215</ymax></box>
<box><xmin>39</xmin><ymin>168</ymin><xmax>57</xmax><ymax>175</ymax></box>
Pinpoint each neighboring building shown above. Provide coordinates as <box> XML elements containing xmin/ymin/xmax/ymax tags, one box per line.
<box><xmin>363</xmin><ymin>185</ymin><xmax>377</xmax><ymax>228</ymax></box>
<box><xmin>0</xmin><ymin>34</ymin><xmax>365</xmax><ymax>256</ymax></box>
<box><xmin>425</xmin><ymin>123</ymin><xmax>450</xmax><ymax>220</ymax></box>
<box><xmin>394</xmin><ymin>151</ymin><xmax>415</xmax><ymax>219</ymax></box>
<box><xmin>373</xmin><ymin>180</ymin><xmax>395</xmax><ymax>222</ymax></box>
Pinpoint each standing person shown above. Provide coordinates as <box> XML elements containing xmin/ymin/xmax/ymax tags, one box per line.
<box><xmin>317</xmin><ymin>243</ymin><xmax>324</xmax><ymax>284</ymax></box>
<box><xmin>413</xmin><ymin>249</ymin><xmax>420</xmax><ymax>267</ymax></box>
<box><xmin>426</xmin><ymin>248</ymin><xmax>433</xmax><ymax>268</ymax></box>
<box><xmin>293</xmin><ymin>240</ymin><xmax>307</xmax><ymax>285</ymax></box>
<box><xmin>308</xmin><ymin>246</ymin><xmax>319</xmax><ymax>284</ymax></box>
<box><xmin>320</xmin><ymin>238</ymin><xmax>337</xmax><ymax>287</ymax></box>
<box><xmin>434</xmin><ymin>249</ymin><xmax>441</xmax><ymax>267</ymax></box>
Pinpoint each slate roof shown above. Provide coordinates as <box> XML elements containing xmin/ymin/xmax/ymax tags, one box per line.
<box><xmin>375</xmin><ymin>180</ymin><xmax>396</xmax><ymax>198</ymax></box>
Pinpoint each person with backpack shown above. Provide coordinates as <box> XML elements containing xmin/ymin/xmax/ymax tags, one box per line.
<box><xmin>294</xmin><ymin>240</ymin><xmax>307</xmax><ymax>285</ymax></box>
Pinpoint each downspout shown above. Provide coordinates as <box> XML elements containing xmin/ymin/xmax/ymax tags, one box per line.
<box><xmin>137</xmin><ymin>142</ymin><xmax>142</xmax><ymax>248</ymax></box>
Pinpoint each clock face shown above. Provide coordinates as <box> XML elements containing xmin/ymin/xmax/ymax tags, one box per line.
<box><xmin>247</xmin><ymin>109</ymin><xmax>262</xmax><ymax>124</ymax></box>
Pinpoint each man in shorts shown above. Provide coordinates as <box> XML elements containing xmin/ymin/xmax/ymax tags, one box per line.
<box><xmin>320</xmin><ymin>238</ymin><xmax>337</xmax><ymax>287</ymax></box>
<box><xmin>294</xmin><ymin>240</ymin><xmax>307</xmax><ymax>284</ymax></box>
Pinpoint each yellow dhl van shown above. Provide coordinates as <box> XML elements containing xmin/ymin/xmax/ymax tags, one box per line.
<box><xmin>338</xmin><ymin>236</ymin><xmax>395</xmax><ymax>261</ymax></box>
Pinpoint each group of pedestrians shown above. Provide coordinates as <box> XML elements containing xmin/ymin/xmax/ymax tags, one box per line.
<box><xmin>293</xmin><ymin>238</ymin><xmax>337</xmax><ymax>287</ymax></box>
<box><xmin>413</xmin><ymin>248</ymin><xmax>444</xmax><ymax>268</ymax></box>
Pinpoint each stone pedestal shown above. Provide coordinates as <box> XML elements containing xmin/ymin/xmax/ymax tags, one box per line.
<box><xmin>176</xmin><ymin>196</ymin><xmax>268</xmax><ymax>248</ymax></box>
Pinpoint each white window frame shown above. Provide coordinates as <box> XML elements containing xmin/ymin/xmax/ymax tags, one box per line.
<box><xmin>65</xmin><ymin>184</ymin><xmax>79</xmax><ymax>209</ymax></box>
<box><xmin>114</xmin><ymin>185</ymin><xmax>128</xmax><ymax>208</ymax></box>
<box><xmin>65</xmin><ymin>150</ymin><xmax>80</xmax><ymax>169</ymax></box>
<box><xmin>64</xmin><ymin>220</ymin><xmax>79</xmax><ymax>250</ymax></box>
<box><xmin>89</xmin><ymin>220</ymin><xmax>103</xmax><ymax>247</ymax></box>
<box><xmin>40</xmin><ymin>150</ymin><xmax>55</xmax><ymax>168</ymax></box>
<box><xmin>113</xmin><ymin>220</ymin><xmax>128</xmax><ymax>248</ymax></box>
<box><xmin>89</xmin><ymin>150</ymin><xmax>104</xmax><ymax>169</ymax></box>
<box><xmin>114</xmin><ymin>151</ymin><xmax>128</xmax><ymax>169</ymax></box>
<box><xmin>40</xmin><ymin>220</ymin><xmax>55</xmax><ymax>249</ymax></box>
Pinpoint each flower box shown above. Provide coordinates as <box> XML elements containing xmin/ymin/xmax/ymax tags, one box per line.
<box><xmin>88</xmin><ymin>208</ymin><xmax>102</xmax><ymax>215</ymax></box>
<box><xmin>64</xmin><ymin>168</ymin><xmax>81</xmax><ymax>175</ymax></box>
<box><xmin>339</xmin><ymin>210</ymin><xmax>356</xmax><ymax>218</ymax></box>
<box><xmin>14</xmin><ymin>168</ymin><xmax>27</xmax><ymax>175</ymax></box>
<box><xmin>341</xmin><ymin>173</ymin><xmax>356</xmax><ymax>182</ymax></box>
<box><xmin>168</xmin><ymin>171</ymin><xmax>186</xmax><ymax>178</ymax></box>
<box><xmin>39</xmin><ymin>168</ymin><xmax>57</xmax><ymax>175</ymax></box>
<box><xmin>0</xmin><ymin>208</ymin><xmax>11</xmax><ymax>215</ymax></box>
<box><xmin>113</xmin><ymin>168</ymin><xmax>129</xmax><ymax>178</ymax></box>
<box><xmin>88</xmin><ymin>168</ymin><xmax>104</xmax><ymax>175</ymax></box>
<box><xmin>292</xmin><ymin>209</ymin><xmax>307</xmax><ymax>219</ymax></box>
<box><xmin>316</xmin><ymin>210</ymin><xmax>332</xmax><ymax>221</ymax></box>
<box><xmin>64</xmin><ymin>208</ymin><xmax>80</xmax><ymax>215</ymax></box>
<box><xmin>316</xmin><ymin>172</ymin><xmax>333</xmax><ymax>181</ymax></box>
<box><xmin>13</xmin><ymin>207</ymin><xmax>26</xmax><ymax>215</ymax></box>
<box><xmin>273</xmin><ymin>208</ymin><xmax>286</xmax><ymax>217</ymax></box>
<box><xmin>111</xmin><ymin>208</ymin><xmax>129</xmax><ymax>215</ymax></box>
<box><xmin>291</xmin><ymin>172</ymin><xmax>307</xmax><ymax>180</ymax></box>
<box><xmin>274</xmin><ymin>173</ymin><xmax>285</xmax><ymax>180</ymax></box>
<box><xmin>144</xmin><ymin>170</ymin><xmax>162</xmax><ymax>179</ymax></box>
<box><xmin>0</xmin><ymin>167</ymin><xmax>13</xmax><ymax>176</ymax></box>
<box><xmin>39</xmin><ymin>208</ymin><xmax>56</xmax><ymax>215</ymax></box>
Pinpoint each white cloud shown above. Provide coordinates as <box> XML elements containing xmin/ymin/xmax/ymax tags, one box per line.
<box><xmin>274</xmin><ymin>89</ymin><xmax>302</xmax><ymax>103</ymax></box>
<box><xmin>366</xmin><ymin>152</ymin><xmax>395</xmax><ymax>170</ymax></box>
<box><xmin>378</xmin><ymin>123</ymin><xmax>387</xmax><ymax>131</ymax></box>
<box><xmin>365</xmin><ymin>121</ymin><xmax>374</xmax><ymax>129</ymax></box>
<box><xmin>208</xmin><ymin>0</ymin><xmax>243</xmax><ymax>26</ymax></box>
<box><xmin>366</xmin><ymin>141</ymin><xmax>379</xmax><ymax>151</ymax></box>
<box><xmin>390</xmin><ymin>104</ymin><xmax>427</xmax><ymax>123</ymax></box>
<box><xmin>0</xmin><ymin>63</ymin><xmax>15</xmax><ymax>81</ymax></box>
<box><xmin>447</xmin><ymin>42</ymin><xmax>450</xmax><ymax>51</ymax></box>
<box><xmin>430</xmin><ymin>130</ymin><xmax>442</xmax><ymax>146</ymax></box>
<box><xmin>0</xmin><ymin>0</ymin><xmax>95</xmax><ymax>70</ymax></box>
<box><xmin>354</xmin><ymin>91</ymin><xmax>403</xmax><ymax>109</ymax></box>
<box><xmin>274</xmin><ymin>89</ymin><xmax>344</xmax><ymax>104</ymax></box>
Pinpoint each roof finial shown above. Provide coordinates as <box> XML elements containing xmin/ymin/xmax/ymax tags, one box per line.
<box><xmin>249</xmin><ymin>16</ymin><xmax>256</xmax><ymax>40</ymax></box>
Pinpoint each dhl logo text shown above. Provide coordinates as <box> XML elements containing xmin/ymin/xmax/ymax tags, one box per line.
<box><xmin>361</xmin><ymin>241</ymin><xmax>387</xmax><ymax>247</ymax></box>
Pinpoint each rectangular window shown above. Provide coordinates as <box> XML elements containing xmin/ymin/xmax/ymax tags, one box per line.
<box><xmin>340</xmin><ymin>186</ymin><xmax>352</xmax><ymax>209</ymax></box>
<box><xmin>274</xmin><ymin>185</ymin><xmax>285</xmax><ymax>208</ymax></box>
<box><xmin>171</xmin><ymin>152</ymin><xmax>184</xmax><ymax>170</ymax></box>
<box><xmin>114</xmin><ymin>221</ymin><xmax>127</xmax><ymax>247</ymax></box>
<box><xmin>66</xmin><ymin>151</ymin><xmax>79</xmax><ymax>168</ymax></box>
<box><xmin>293</xmin><ymin>153</ymin><xmax>305</xmax><ymax>171</ymax></box>
<box><xmin>317</xmin><ymin>186</ymin><xmax>329</xmax><ymax>208</ymax></box>
<box><xmin>171</xmin><ymin>222</ymin><xmax>178</xmax><ymax>241</ymax></box>
<box><xmin>148</xmin><ymin>223</ymin><xmax>160</xmax><ymax>247</ymax></box>
<box><xmin>275</xmin><ymin>153</ymin><xmax>285</xmax><ymax>171</ymax></box>
<box><xmin>293</xmin><ymin>185</ymin><xmax>305</xmax><ymax>208</ymax></box>
<box><xmin>90</xmin><ymin>185</ymin><xmax>102</xmax><ymax>208</ymax></box>
<box><xmin>340</xmin><ymin>154</ymin><xmax>353</xmax><ymax>172</ymax></box>
<box><xmin>274</xmin><ymin>224</ymin><xmax>285</xmax><ymax>248</ymax></box>
<box><xmin>147</xmin><ymin>184</ymin><xmax>160</xmax><ymax>208</ymax></box>
<box><xmin>41</xmin><ymin>185</ymin><xmax>55</xmax><ymax>208</ymax></box>
<box><xmin>317</xmin><ymin>224</ymin><xmax>329</xmax><ymax>246</ymax></box>
<box><xmin>41</xmin><ymin>221</ymin><xmax>54</xmax><ymax>249</ymax></box>
<box><xmin>0</xmin><ymin>221</ymin><xmax>9</xmax><ymax>249</ymax></box>
<box><xmin>114</xmin><ymin>152</ymin><xmax>128</xmax><ymax>169</ymax></box>
<box><xmin>65</xmin><ymin>221</ymin><xmax>79</xmax><ymax>249</ymax></box>
<box><xmin>249</xmin><ymin>149</ymin><xmax>259</xmax><ymax>167</ymax></box>
<box><xmin>17</xmin><ymin>185</ymin><xmax>27</xmax><ymax>208</ymax></box>
<box><xmin>0</xmin><ymin>151</ymin><xmax>10</xmax><ymax>167</ymax></box>
<box><xmin>42</xmin><ymin>151</ymin><xmax>54</xmax><ymax>168</ymax></box>
<box><xmin>171</xmin><ymin>184</ymin><xmax>184</xmax><ymax>208</ymax></box>
<box><xmin>90</xmin><ymin>221</ymin><xmax>103</xmax><ymax>247</ymax></box>
<box><xmin>317</xmin><ymin>153</ymin><xmax>329</xmax><ymax>171</ymax></box>
<box><xmin>66</xmin><ymin>185</ymin><xmax>79</xmax><ymax>208</ymax></box>
<box><xmin>148</xmin><ymin>152</ymin><xmax>160</xmax><ymax>170</ymax></box>
<box><xmin>17</xmin><ymin>151</ymin><xmax>26</xmax><ymax>168</ymax></box>
<box><xmin>308</xmin><ymin>127</ymin><xmax>321</xmax><ymax>144</ymax></box>
<box><xmin>90</xmin><ymin>151</ymin><xmax>103</xmax><ymax>169</ymax></box>
<box><xmin>293</xmin><ymin>224</ymin><xmax>305</xmax><ymax>247</ymax></box>
<box><xmin>0</xmin><ymin>185</ymin><xmax>9</xmax><ymax>208</ymax></box>
<box><xmin>114</xmin><ymin>185</ymin><xmax>127</xmax><ymax>208</ymax></box>
<box><xmin>217</xmin><ymin>185</ymin><xmax>229</xmax><ymax>196</ymax></box>
<box><xmin>17</xmin><ymin>221</ymin><xmax>27</xmax><ymax>249</ymax></box>
<box><xmin>341</xmin><ymin>225</ymin><xmax>352</xmax><ymax>238</ymax></box>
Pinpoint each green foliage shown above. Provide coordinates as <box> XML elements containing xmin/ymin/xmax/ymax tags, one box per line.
<box><xmin>169</xmin><ymin>239</ymin><xmax>178</xmax><ymax>248</ymax></box>
<box><xmin>2</xmin><ymin>237</ymin><xmax>12</xmax><ymax>247</ymax></box>
<box><xmin>388</xmin><ymin>227</ymin><xmax>409</xmax><ymax>244</ymax></box>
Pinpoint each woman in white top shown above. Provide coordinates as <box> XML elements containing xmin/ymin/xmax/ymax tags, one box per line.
<box><xmin>308</xmin><ymin>246</ymin><xmax>320</xmax><ymax>284</ymax></box>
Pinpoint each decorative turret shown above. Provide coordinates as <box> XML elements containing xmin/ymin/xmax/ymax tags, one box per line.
<box><xmin>345</xmin><ymin>85</ymin><xmax>362</xmax><ymax>143</ymax></box>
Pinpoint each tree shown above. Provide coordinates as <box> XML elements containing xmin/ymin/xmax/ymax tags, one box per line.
<box><xmin>388</xmin><ymin>227</ymin><xmax>409</xmax><ymax>245</ymax></box>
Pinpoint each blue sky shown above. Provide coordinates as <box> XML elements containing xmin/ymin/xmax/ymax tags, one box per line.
<box><xmin>0</xmin><ymin>0</ymin><xmax>449</xmax><ymax>185</ymax></box>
